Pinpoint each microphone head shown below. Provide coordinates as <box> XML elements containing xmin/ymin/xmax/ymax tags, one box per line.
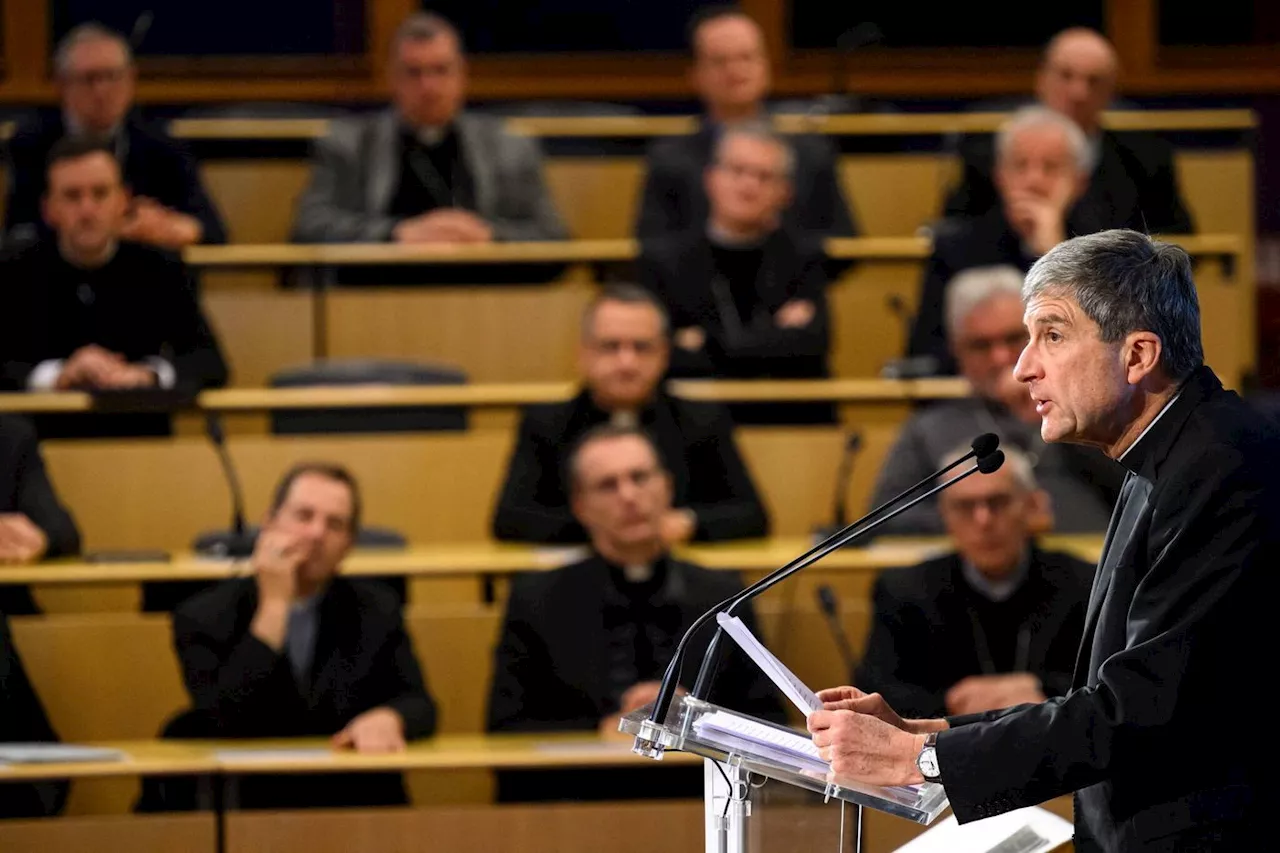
<box><xmin>977</xmin><ymin>449</ymin><xmax>1006</xmax><ymax>475</ymax></box>
<box><xmin>844</xmin><ymin>431</ymin><xmax>863</xmax><ymax>452</ymax></box>
<box><xmin>816</xmin><ymin>584</ymin><xmax>839</xmax><ymax>616</ymax></box>
<box><xmin>971</xmin><ymin>433</ymin><xmax>1000</xmax><ymax>459</ymax></box>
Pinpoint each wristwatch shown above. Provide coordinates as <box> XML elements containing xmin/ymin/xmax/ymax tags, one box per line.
<box><xmin>916</xmin><ymin>732</ymin><xmax>942</xmax><ymax>783</ymax></box>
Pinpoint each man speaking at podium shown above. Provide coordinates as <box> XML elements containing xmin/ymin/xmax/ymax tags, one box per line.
<box><xmin>807</xmin><ymin>229</ymin><xmax>1280</xmax><ymax>851</ymax></box>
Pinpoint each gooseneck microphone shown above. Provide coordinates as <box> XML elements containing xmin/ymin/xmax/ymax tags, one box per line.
<box><xmin>633</xmin><ymin>435</ymin><xmax>1003</xmax><ymax>757</ymax></box>
<box><xmin>816</xmin><ymin>585</ymin><xmax>859</xmax><ymax>683</ymax></box>
<box><xmin>812</xmin><ymin>431</ymin><xmax>863</xmax><ymax>541</ymax></box>
<box><xmin>193</xmin><ymin>412</ymin><xmax>256</xmax><ymax>558</ymax></box>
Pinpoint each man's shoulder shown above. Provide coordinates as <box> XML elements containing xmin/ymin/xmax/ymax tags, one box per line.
<box><xmin>519</xmin><ymin>396</ymin><xmax>580</xmax><ymax>435</ymax></box>
<box><xmin>316</xmin><ymin>110</ymin><xmax>391</xmax><ymax>155</ymax></box>
<box><xmin>640</xmin><ymin>229</ymin><xmax>708</xmax><ymax>265</ymax></box>
<box><xmin>662</xmin><ymin>393</ymin><xmax>733</xmax><ymax>433</ymax></box>
<box><xmin>335</xmin><ymin>577</ymin><xmax>405</xmax><ymax>622</ymax></box>
<box><xmin>125</xmin><ymin>118</ymin><xmax>191</xmax><ymax>158</ymax></box>
<box><xmin>174</xmin><ymin>578</ymin><xmax>255</xmax><ymax>632</ymax></box>
<box><xmin>671</xmin><ymin>557</ymin><xmax>743</xmax><ymax>600</ymax></box>
<box><xmin>900</xmin><ymin>399</ymin><xmax>986</xmax><ymax>436</ymax></box>
<box><xmin>1168</xmin><ymin>384</ymin><xmax>1280</xmax><ymax>486</ymax></box>
<box><xmin>0</xmin><ymin>413</ymin><xmax>36</xmax><ymax>446</ymax></box>
<box><xmin>643</xmin><ymin>133</ymin><xmax>702</xmax><ymax>173</ymax></box>
<box><xmin>930</xmin><ymin>211</ymin><xmax>1011</xmax><ymax>259</ymax></box>
<box><xmin>507</xmin><ymin>555</ymin><xmax>598</xmax><ymax>606</ymax></box>
<box><xmin>5</xmin><ymin>113</ymin><xmax>63</xmax><ymax>157</ymax></box>
<box><xmin>1031</xmin><ymin>548</ymin><xmax>1097</xmax><ymax>595</ymax></box>
<box><xmin>876</xmin><ymin>556</ymin><xmax>956</xmax><ymax>603</ymax></box>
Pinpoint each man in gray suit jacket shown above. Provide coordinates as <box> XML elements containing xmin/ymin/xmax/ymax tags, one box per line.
<box><xmin>292</xmin><ymin>13</ymin><xmax>567</xmax><ymax>244</ymax></box>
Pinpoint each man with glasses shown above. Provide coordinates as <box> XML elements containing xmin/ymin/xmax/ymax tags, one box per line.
<box><xmin>870</xmin><ymin>265</ymin><xmax>1123</xmax><ymax>534</ymax></box>
<box><xmin>291</xmin><ymin>12</ymin><xmax>565</xmax><ymax>244</ymax></box>
<box><xmin>908</xmin><ymin>106</ymin><xmax>1097</xmax><ymax>375</ymax></box>
<box><xmin>855</xmin><ymin>445</ymin><xmax>1091</xmax><ymax>719</ymax></box>
<box><xmin>638</xmin><ymin>123</ymin><xmax>832</xmax><ymax>423</ymax></box>
<box><xmin>3</xmin><ymin>23</ymin><xmax>226</xmax><ymax>250</ymax></box>
<box><xmin>492</xmin><ymin>283</ymin><xmax>768</xmax><ymax>543</ymax></box>
<box><xmin>487</xmin><ymin>424</ymin><xmax>783</xmax><ymax>800</ymax></box>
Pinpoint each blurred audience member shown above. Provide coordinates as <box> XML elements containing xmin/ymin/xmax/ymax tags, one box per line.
<box><xmin>163</xmin><ymin>464</ymin><xmax>436</xmax><ymax>809</ymax></box>
<box><xmin>0</xmin><ymin>138</ymin><xmax>228</xmax><ymax>436</ymax></box>
<box><xmin>488</xmin><ymin>425</ymin><xmax>783</xmax><ymax>799</ymax></box>
<box><xmin>292</xmin><ymin>12</ymin><xmax>566</xmax><ymax>244</ymax></box>
<box><xmin>0</xmin><ymin>610</ymin><xmax>69</xmax><ymax>819</ymax></box>
<box><xmin>492</xmin><ymin>284</ymin><xmax>768</xmax><ymax>543</ymax></box>
<box><xmin>873</xmin><ymin>265</ymin><xmax>1122</xmax><ymax>535</ymax></box>
<box><xmin>909</xmin><ymin>107</ymin><xmax>1090</xmax><ymax>372</ymax></box>
<box><xmin>636</xmin><ymin>5</ymin><xmax>855</xmax><ymax>239</ymax></box>
<box><xmin>639</xmin><ymin>123</ymin><xmax>832</xmax><ymax>423</ymax></box>
<box><xmin>0</xmin><ymin>415</ymin><xmax>81</xmax><ymax>616</ymax></box>
<box><xmin>3</xmin><ymin>23</ymin><xmax>226</xmax><ymax>250</ymax></box>
<box><xmin>856</xmin><ymin>446</ymin><xmax>1092</xmax><ymax>718</ymax></box>
<box><xmin>944</xmin><ymin>27</ymin><xmax>1193</xmax><ymax>235</ymax></box>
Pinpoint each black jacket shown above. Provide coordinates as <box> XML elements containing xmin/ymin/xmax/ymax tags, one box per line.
<box><xmin>638</xmin><ymin>227</ymin><xmax>831</xmax><ymax>382</ymax></box>
<box><xmin>0</xmin><ymin>416</ymin><xmax>81</xmax><ymax>616</ymax></box>
<box><xmin>0</xmin><ymin>611</ymin><xmax>69</xmax><ymax>818</ymax></box>
<box><xmin>635</xmin><ymin>120</ymin><xmax>857</xmax><ymax>239</ymax></box>
<box><xmin>943</xmin><ymin>128</ymin><xmax>1194</xmax><ymax>236</ymax></box>
<box><xmin>491</xmin><ymin>389</ymin><xmax>769</xmax><ymax>543</ymax></box>
<box><xmin>937</xmin><ymin>367</ymin><xmax>1280</xmax><ymax>851</ymax></box>
<box><xmin>169</xmin><ymin>577</ymin><xmax>436</xmax><ymax>808</ymax></box>
<box><xmin>855</xmin><ymin>548</ymin><xmax>1092</xmax><ymax>718</ymax></box>
<box><xmin>2</xmin><ymin>112</ymin><xmax>227</xmax><ymax>248</ymax></box>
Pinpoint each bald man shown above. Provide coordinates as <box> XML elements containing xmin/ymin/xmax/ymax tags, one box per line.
<box><xmin>943</xmin><ymin>27</ymin><xmax>1193</xmax><ymax>235</ymax></box>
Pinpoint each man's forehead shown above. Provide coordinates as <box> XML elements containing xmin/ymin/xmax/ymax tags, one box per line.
<box><xmin>1023</xmin><ymin>292</ymin><xmax>1080</xmax><ymax>324</ymax></box>
<box><xmin>579</xmin><ymin>436</ymin><xmax>655</xmax><ymax>476</ymax></box>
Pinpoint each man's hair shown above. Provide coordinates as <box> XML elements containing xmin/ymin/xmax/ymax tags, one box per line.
<box><xmin>713</xmin><ymin>120</ymin><xmax>796</xmax><ymax>181</ymax></box>
<box><xmin>391</xmin><ymin>11</ymin><xmax>464</xmax><ymax>59</ymax></box>
<box><xmin>54</xmin><ymin>22</ymin><xmax>133</xmax><ymax>78</ymax></box>
<box><xmin>1040</xmin><ymin>27</ymin><xmax>1117</xmax><ymax>71</ymax></box>
<box><xmin>686</xmin><ymin>4</ymin><xmax>754</xmax><ymax>54</ymax></box>
<box><xmin>269</xmin><ymin>462</ymin><xmax>363</xmax><ymax>533</ymax></box>
<box><xmin>45</xmin><ymin>136</ymin><xmax>120</xmax><ymax>175</ymax></box>
<box><xmin>945</xmin><ymin>265</ymin><xmax>1026</xmax><ymax>341</ymax></box>
<box><xmin>1023</xmin><ymin>229</ymin><xmax>1203</xmax><ymax>381</ymax></box>
<box><xmin>580</xmin><ymin>283</ymin><xmax>671</xmax><ymax>341</ymax></box>
<box><xmin>565</xmin><ymin>423</ymin><xmax>668</xmax><ymax>493</ymax></box>
<box><xmin>995</xmin><ymin>105</ymin><xmax>1091</xmax><ymax>173</ymax></box>
<box><xmin>939</xmin><ymin>442</ymin><xmax>1038</xmax><ymax>492</ymax></box>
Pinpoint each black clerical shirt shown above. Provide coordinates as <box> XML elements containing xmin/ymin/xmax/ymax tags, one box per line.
<box><xmin>388</xmin><ymin>126</ymin><xmax>475</xmax><ymax>217</ymax></box>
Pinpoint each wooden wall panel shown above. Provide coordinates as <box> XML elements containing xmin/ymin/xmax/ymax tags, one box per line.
<box><xmin>0</xmin><ymin>815</ymin><xmax>216</xmax><ymax>853</ymax></box>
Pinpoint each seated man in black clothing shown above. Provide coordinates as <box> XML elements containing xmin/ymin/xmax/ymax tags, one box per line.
<box><xmin>908</xmin><ymin>106</ymin><xmax>1091</xmax><ymax>373</ymax></box>
<box><xmin>855</xmin><ymin>446</ymin><xmax>1092</xmax><ymax>719</ymax></box>
<box><xmin>0</xmin><ymin>137</ymin><xmax>229</xmax><ymax>437</ymax></box>
<box><xmin>491</xmin><ymin>284</ymin><xmax>769</xmax><ymax>544</ymax></box>
<box><xmin>487</xmin><ymin>425</ymin><xmax>785</xmax><ymax>800</ymax></box>
<box><xmin>1</xmin><ymin>610</ymin><xmax>69</xmax><ymax>819</ymax></box>
<box><xmin>159</xmin><ymin>463</ymin><xmax>436</xmax><ymax>810</ymax></box>
<box><xmin>3</xmin><ymin>23</ymin><xmax>226</xmax><ymax>250</ymax></box>
<box><xmin>636</xmin><ymin>5</ymin><xmax>855</xmax><ymax>240</ymax></box>
<box><xmin>943</xmin><ymin>27</ymin><xmax>1193</xmax><ymax>236</ymax></box>
<box><xmin>0</xmin><ymin>415</ymin><xmax>82</xmax><ymax>616</ymax></box>
<box><xmin>639</xmin><ymin>123</ymin><xmax>833</xmax><ymax>424</ymax></box>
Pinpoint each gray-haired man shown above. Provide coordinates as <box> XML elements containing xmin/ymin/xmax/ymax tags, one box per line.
<box><xmin>871</xmin><ymin>264</ymin><xmax>1123</xmax><ymax>535</ymax></box>
<box><xmin>291</xmin><ymin>12</ymin><xmax>566</xmax><ymax>244</ymax></box>
<box><xmin>811</xmin><ymin>229</ymin><xmax>1280</xmax><ymax>852</ymax></box>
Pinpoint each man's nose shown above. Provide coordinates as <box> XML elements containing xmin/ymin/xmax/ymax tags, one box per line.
<box><xmin>1013</xmin><ymin>343</ymin><xmax>1038</xmax><ymax>383</ymax></box>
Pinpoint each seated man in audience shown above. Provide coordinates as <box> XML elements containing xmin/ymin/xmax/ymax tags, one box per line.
<box><xmin>0</xmin><ymin>137</ymin><xmax>229</xmax><ymax>437</ymax></box>
<box><xmin>492</xmin><ymin>284</ymin><xmax>768</xmax><ymax>543</ymax></box>
<box><xmin>638</xmin><ymin>123</ymin><xmax>832</xmax><ymax>424</ymax></box>
<box><xmin>873</xmin><ymin>265</ymin><xmax>1122</xmax><ymax>535</ymax></box>
<box><xmin>0</xmin><ymin>609</ymin><xmax>69</xmax><ymax>819</ymax></box>
<box><xmin>908</xmin><ymin>106</ymin><xmax>1092</xmax><ymax>372</ymax></box>
<box><xmin>0</xmin><ymin>415</ymin><xmax>82</xmax><ymax>617</ymax></box>
<box><xmin>3</xmin><ymin>23</ymin><xmax>226</xmax><ymax>250</ymax></box>
<box><xmin>636</xmin><ymin>5</ymin><xmax>855</xmax><ymax>239</ymax></box>
<box><xmin>943</xmin><ymin>27</ymin><xmax>1193</xmax><ymax>235</ymax></box>
<box><xmin>165</xmin><ymin>463</ymin><xmax>436</xmax><ymax>809</ymax></box>
<box><xmin>488</xmin><ymin>425</ymin><xmax>784</xmax><ymax>800</ymax></box>
<box><xmin>855</xmin><ymin>446</ymin><xmax>1092</xmax><ymax>718</ymax></box>
<box><xmin>291</xmin><ymin>12</ymin><xmax>566</xmax><ymax>245</ymax></box>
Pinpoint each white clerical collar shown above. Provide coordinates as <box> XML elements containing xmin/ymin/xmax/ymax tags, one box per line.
<box><xmin>961</xmin><ymin>547</ymin><xmax>1030</xmax><ymax>603</ymax></box>
<box><xmin>707</xmin><ymin>221</ymin><xmax>771</xmax><ymax>249</ymax></box>
<box><xmin>610</xmin><ymin>409</ymin><xmax>639</xmax><ymax>428</ymax></box>
<box><xmin>622</xmin><ymin>563</ymin><xmax>654</xmax><ymax>583</ymax></box>
<box><xmin>1118</xmin><ymin>387</ymin><xmax>1184</xmax><ymax>464</ymax></box>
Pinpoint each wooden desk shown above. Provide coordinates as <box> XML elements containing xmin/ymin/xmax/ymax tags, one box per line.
<box><xmin>0</xmin><ymin>742</ymin><xmax>216</xmax><ymax>782</ymax></box>
<box><xmin>1</xmin><ymin>535</ymin><xmax>1103</xmax><ymax>586</ymax></box>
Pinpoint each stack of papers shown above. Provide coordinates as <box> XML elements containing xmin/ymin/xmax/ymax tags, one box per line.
<box><xmin>0</xmin><ymin>743</ymin><xmax>126</xmax><ymax>764</ymax></box>
<box><xmin>893</xmin><ymin>806</ymin><xmax>1072</xmax><ymax>853</ymax></box>
<box><xmin>692</xmin><ymin>710</ymin><xmax>828</xmax><ymax>774</ymax></box>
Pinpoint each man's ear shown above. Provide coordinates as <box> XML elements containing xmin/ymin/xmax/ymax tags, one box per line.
<box><xmin>1026</xmin><ymin>488</ymin><xmax>1054</xmax><ymax>535</ymax></box>
<box><xmin>1123</xmin><ymin>331</ymin><xmax>1163</xmax><ymax>386</ymax></box>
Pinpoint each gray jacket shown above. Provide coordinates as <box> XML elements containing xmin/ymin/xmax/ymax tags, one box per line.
<box><xmin>868</xmin><ymin>397</ymin><xmax>1125</xmax><ymax>535</ymax></box>
<box><xmin>291</xmin><ymin>109</ymin><xmax>568</xmax><ymax>243</ymax></box>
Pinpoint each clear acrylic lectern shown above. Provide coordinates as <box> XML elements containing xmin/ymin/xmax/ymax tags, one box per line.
<box><xmin>621</xmin><ymin>695</ymin><xmax>950</xmax><ymax>852</ymax></box>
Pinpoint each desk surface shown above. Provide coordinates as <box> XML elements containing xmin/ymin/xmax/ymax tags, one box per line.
<box><xmin>181</xmin><ymin>233</ymin><xmax>1241</xmax><ymax>268</ymax></box>
<box><xmin>0</xmin><ymin>734</ymin><xmax>698</xmax><ymax>780</ymax></box>
<box><xmin>0</xmin><ymin>377</ymin><xmax>973</xmax><ymax>415</ymax></box>
<box><xmin>0</xmin><ymin>535</ymin><xmax>1104</xmax><ymax>585</ymax></box>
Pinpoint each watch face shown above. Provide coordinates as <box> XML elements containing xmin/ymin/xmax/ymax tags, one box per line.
<box><xmin>919</xmin><ymin>747</ymin><xmax>940</xmax><ymax>779</ymax></box>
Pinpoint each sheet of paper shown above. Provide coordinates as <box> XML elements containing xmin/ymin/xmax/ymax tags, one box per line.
<box><xmin>0</xmin><ymin>743</ymin><xmax>126</xmax><ymax>764</ymax></box>
<box><xmin>213</xmin><ymin>748</ymin><xmax>334</xmax><ymax>762</ymax></box>
<box><xmin>892</xmin><ymin>805</ymin><xmax>1072</xmax><ymax>853</ymax></box>
<box><xmin>716</xmin><ymin>612</ymin><xmax>822</xmax><ymax>716</ymax></box>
